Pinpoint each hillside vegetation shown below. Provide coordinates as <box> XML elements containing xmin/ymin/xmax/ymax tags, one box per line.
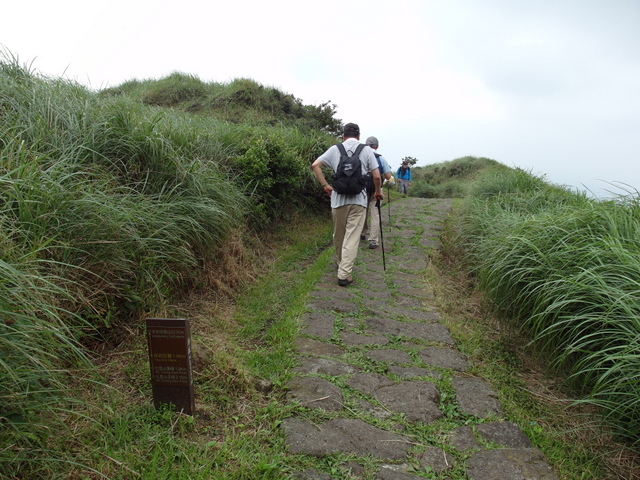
<box><xmin>2</xmin><ymin>48</ymin><xmax>640</xmax><ymax>478</ymax></box>
<box><xmin>408</xmin><ymin>156</ymin><xmax>509</xmax><ymax>198</ymax></box>
<box><xmin>455</xmin><ymin>168</ymin><xmax>640</xmax><ymax>444</ymax></box>
<box><xmin>0</xmin><ymin>52</ymin><xmax>338</xmax><ymax>478</ymax></box>
<box><xmin>412</xmin><ymin>155</ymin><xmax>640</xmax><ymax>443</ymax></box>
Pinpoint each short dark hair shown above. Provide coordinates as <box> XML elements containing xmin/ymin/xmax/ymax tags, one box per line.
<box><xmin>342</xmin><ymin>123</ymin><xmax>360</xmax><ymax>138</ymax></box>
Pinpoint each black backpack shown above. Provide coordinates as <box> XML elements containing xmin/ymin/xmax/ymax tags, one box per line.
<box><xmin>365</xmin><ymin>153</ymin><xmax>383</xmax><ymax>194</ymax></box>
<box><xmin>332</xmin><ymin>143</ymin><xmax>366</xmax><ymax>195</ymax></box>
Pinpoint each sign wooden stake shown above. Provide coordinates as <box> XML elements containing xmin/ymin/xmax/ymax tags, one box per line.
<box><xmin>146</xmin><ymin>318</ymin><xmax>195</xmax><ymax>415</ymax></box>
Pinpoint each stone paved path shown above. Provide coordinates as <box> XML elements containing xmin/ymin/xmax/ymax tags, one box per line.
<box><xmin>282</xmin><ymin>198</ymin><xmax>559</xmax><ymax>480</ymax></box>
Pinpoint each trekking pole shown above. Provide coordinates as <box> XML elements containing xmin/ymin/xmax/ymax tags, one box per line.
<box><xmin>376</xmin><ymin>197</ymin><xmax>386</xmax><ymax>271</ymax></box>
<box><xmin>387</xmin><ymin>184</ymin><xmax>391</xmax><ymax>224</ymax></box>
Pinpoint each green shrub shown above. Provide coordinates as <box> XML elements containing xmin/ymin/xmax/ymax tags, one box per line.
<box><xmin>231</xmin><ymin>130</ymin><xmax>326</xmax><ymax>226</ymax></box>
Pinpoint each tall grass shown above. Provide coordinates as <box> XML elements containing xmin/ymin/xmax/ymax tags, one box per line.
<box><xmin>0</xmin><ymin>51</ymin><xmax>335</xmax><ymax>477</ymax></box>
<box><xmin>456</xmin><ymin>167</ymin><xmax>640</xmax><ymax>443</ymax></box>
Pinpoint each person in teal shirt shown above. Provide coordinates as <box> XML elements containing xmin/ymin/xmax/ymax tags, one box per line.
<box><xmin>396</xmin><ymin>161</ymin><xmax>412</xmax><ymax>196</ymax></box>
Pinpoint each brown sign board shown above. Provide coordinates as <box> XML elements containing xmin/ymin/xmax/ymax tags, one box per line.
<box><xmin>146</xmin><ymin>318</ymin><xmax>195</xmax><ymax>415</ymax></box>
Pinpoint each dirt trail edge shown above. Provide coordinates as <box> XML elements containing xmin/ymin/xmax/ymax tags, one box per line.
<box><xmin>282</xmin><ymin>198</ymin><xmax>559</xmax><ymax>480</ymax></box>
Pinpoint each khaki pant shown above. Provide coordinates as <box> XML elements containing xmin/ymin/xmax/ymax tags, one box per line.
<box><xmin>332</xmin><ymin>204</ymin><xmax>366</xmax><ymax>280</ymax></box>
<box><xmin>366</xmin><ymin>196</ymin><xmax>382</xmax><ymax>244</ymax></box>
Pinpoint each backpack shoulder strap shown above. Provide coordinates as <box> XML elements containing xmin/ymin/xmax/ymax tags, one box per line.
<box><xmin>353</xmin><ymin>144</ymin><xmax>365</xmax><ymax>157</ymax></box>
<box><xmin>336</xmin><ymin>143</ymin><xmax>365</xmax><ymax>159</ymax></box>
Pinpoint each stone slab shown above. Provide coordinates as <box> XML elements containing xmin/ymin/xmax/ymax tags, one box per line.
<box><xmin>345</xmin><ymin>372</ymin><xmax>395</xmax><ymax>396</ymax></box>
<box><xmin>402</xmin><ymin>287</ymin><xmax>436</xmax><ymax>299</ymax></box>
<box><xmin>299</xmin><ymin>312</ymin><xmax>335</xmax><ymax>338</ymax></box>
<box><xmin>366</xmin><ymin>318</ymin><xmax>454</xmax><ymax>344</ymax></box>
<box><xmin>308</xmin><ymin>298</ymin><xmax>359</xmax><ymax>314</ymax></box>
<box><xmin>375</xmin><ymin>466</ymin><xmax>423</xmax><ymax>479</ymax></box>
<box><xmin>310</xmin><ymin>289</ymin><xmax>355</xmax><ymax>300</ymax></box>
<box><xmin>341</xmin><ymin>331</ymin><xmax>390</xmax><ymax>346</ymax></box>
<box><xmin>292</xmin><ymin>357</ymin><xmax>360</xmax><ymax>376</ymax></box>
<box><xmin>374</xmin><ymin>381</ymin><xmax>443</xmax><ymax>423</ymax></box>
<box><xmin>282</xmin><ymin>418</ymin><xmax>413</xmax><ymax>460</ymax></box>
<box><xmin>356</xmin><ymin>398</ymin><xmax>395</xmax><ymax>419</ymax></box>
<box><xmin>388</xmin><ymin>366</ymin><xmax>442</xmax><ymax>380</ymax></box>
<box><xmin>418</xmin><ymin>445</ymin><xmax>455</xmax><ymax>473</ymax></box>
<box><xmin>365</xmin><ymin>349</ymin><xmax>413</xmax><ymax>365</ymax></box>
<box><xmin>286</xmin><ymin>377</ymin><xmax>343</xmax><ymax>412</ymax></box>
<box><xmin>476</xmin><ymin>421</ymin><xmax>534</xmax><ymax>448</ymax></box>
<box><xmin>466</xmin><ymin>448</ymin><xmax>559</xmax><ymax>480</ymax></box>
<box><xmin>369</xmin><ymin>306</ymin><xmax>441</xmax><ymax>323</ymax></box>
<box><xmin>450</xmin><ymin>425</ymin><xmax>480</xmax><ymax>451</ymax></box>
<box><xmin>295</xmin><ymin>337</ymin><xmax>343</xmax><ymax>357</ymax></box>
<box><xmin>359</xmin><ymin>288</ymin><xmax>394</xmax><ymax>300</ymax></box>
<box><xmin>394</xmin><ymin>259</ymin><xmax>428</xmax><ymax>273</ymax></box>
<box><xmin>292</xmin><ymin>469</ymin><xmax>336</xmax><ymax>480</ymax></box>
<box><xmin>453</xmin><ymin>377</ymin><xmax>503</xmax><ymax>418</ymax></box>
<box><xmin>419</xmin><ymin>347</ymin><xmax>470</xmax><ymax>371</ymax></box>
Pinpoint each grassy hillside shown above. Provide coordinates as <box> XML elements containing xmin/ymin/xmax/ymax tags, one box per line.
<box><xmin>453</xmin><ymin>166</ymin><xmax>640</xmax><ymax>443</ymax></box>
<box><xmin>0</xmin><ymin>52</ymin><xmax>339</xmax><ymax>478</ymax></box>
<box><xmin>409</xmin><ymin>156</ymin><xmax>640</xmax><ymax>445</ymax></box>
<box><xmin>100</xmin><ymin>73</ymin><xmax>342</xmax><ymax>136</ymax></box>
<box><xmin>408</xmin><ymin>156</ymin><xmax>507</xmax><ymax>198</ymax></box>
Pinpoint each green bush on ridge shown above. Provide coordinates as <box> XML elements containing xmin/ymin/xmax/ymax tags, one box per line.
<box><xmin>408</xmin><ymin>156</ymin><xmax>506</xmax><ymax>198</ymax></box>
<box><xmin>102</xmin><ymin>73</ymin><xmax>343</xmax><ymax>136</ymax></box>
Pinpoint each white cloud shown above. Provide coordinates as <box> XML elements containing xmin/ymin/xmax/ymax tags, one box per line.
<box><xmin>2</xmin><ymin>0</ymin><xmax>639</xmax><ymax>197</ymax></box>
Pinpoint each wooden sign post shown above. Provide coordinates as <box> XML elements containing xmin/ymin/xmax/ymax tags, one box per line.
<box><xmin>146</xmin><ymin>318</ymin><xmax>195</xmax><ymax>415</ymax></box>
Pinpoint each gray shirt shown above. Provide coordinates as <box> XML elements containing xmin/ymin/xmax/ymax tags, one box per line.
<box><xmin>317</xmin><ymin>138</ymin><xmax>379</xmax><ymax>208</ymax></box>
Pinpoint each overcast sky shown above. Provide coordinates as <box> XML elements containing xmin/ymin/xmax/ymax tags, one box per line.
<box><xmin>3</xmin><ymin>0</ymin><xmax>640</xmax><ymax>198</ymax></box>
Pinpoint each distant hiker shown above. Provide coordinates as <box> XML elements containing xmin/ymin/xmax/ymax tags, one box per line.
<box><xmin>311</xmin><ymin>123</ymin><xmax>383</xmax><ymax>286</ymax></box>
<box><xmin>397</xmin><ymin>161</ymin><xmax>412</xmax><ymax>196</ymax></box>
<box><xmin>363</xmin><ymin>136</ymin><xmax>392</xmax><ymax>249</ymax></box>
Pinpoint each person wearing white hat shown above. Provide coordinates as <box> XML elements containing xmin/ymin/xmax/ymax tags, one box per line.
<box><xmin>363</xmin><ymin>136</ymin><xmax>393</xmax><ymax>249</ymax></box>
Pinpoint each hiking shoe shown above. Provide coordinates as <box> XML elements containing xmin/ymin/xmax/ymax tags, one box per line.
<box><xmin>338</xmin><ymin>277</ymin><xmax>353</xmax><ymax>287</ymax></box>
<box><xmin>368</xmin><ymin>241</ymin><xmax>379</xmax><ymax>249</ymax></box>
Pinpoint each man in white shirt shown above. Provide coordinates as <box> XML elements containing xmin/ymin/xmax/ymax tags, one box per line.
<box><xmin>311</xmin><ymin>123</ymin><xmax>383</xmax><ymax>286</ymax></box>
